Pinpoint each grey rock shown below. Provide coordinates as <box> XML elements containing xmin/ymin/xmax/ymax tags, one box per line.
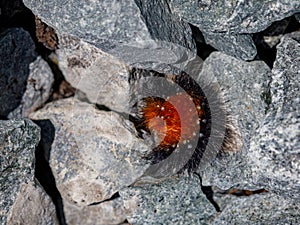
<box><xmin>56</xmin><ymin>34</ymin><xmax>131</xmax><ymax>113</ymax></box>
<box><xmin>169</xmin><ymin>0</ymin><xmax>300</xmax><ymax>60</ymax></box>
<box><xmin>6</xmin><ymin>182</ymin><xmax>59</xmax><ymax>225</ymax></box>
<box><xmin>30</xmin><ymin>98</ymin><xmax>150</xmax><ymax>220</ymax></box>
<box><xmin>202</xmin><ymin>32</ymin><xmax>257</xmax><ymax>60</ymax></box>
<box><xmin>120</xmin><ymin>174</ymin><xmax>216</xmax><ymax>225</ymax></box>
<box><xmin>196</xmin><ymin>52</ymin><xmax>272</xmax><ymax>190</ymax></box>
<box><xmin>0</xmin><ymin>119</ymin><xmax>40</xmax><ymax>224</ymax></box>
<box><xmin>23</xmin><ymin>0</ymin><xmax>197</xmax><ymax>71</ymax></box>
<box><xmin>0</xmin><ymin>28</ymin><xmax>54</xmax><ymax>118</ymax></box>
<box><xmin>169</xmin><ymin>0</ymin><xmax>300</xmax><ymax>34</ymax></box>
<box><xmin>213</xmin><ymin>193</ymin><xmax>300</xmax><ymax>225</ymax></box>
<box><xmin>248</xmin><ymin>37</ymin><xmax>300</xmax><ymax>199</ymax></box>
<box><xmin>8</xmin><ymin>56</ymin><xmax>54</xmax><ymax>118</ymax></box>
<box><xmin>295</xmin><ymin>13</ymin><xmax>300</xmax><ymax>22</ymax></box>
<box><xmin>64</xmin><ymin>198</ymin><xmax>128</xmax><ymax>225</ymax></box>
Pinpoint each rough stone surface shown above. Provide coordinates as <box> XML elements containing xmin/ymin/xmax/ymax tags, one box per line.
<box><xmin>56</xmin><ymin>34</ymin><xmax>131</xmax><ymax>113</ymax></box>
<box><xmin>8</xmin><ymin>56</ymin><xmax>54</xmax><ymax>118</ymax></box>
<box><xmin>64</xmin><ymin>197</ymin><xmax>128</xmax><ymax>225</ymax></box>
<box><xmin>196</xmin><ymin>51</ymin><xmax>272</xmax><ymax>190</ymax></box>
<box><xmin>0</xmin><ymin>119</ymin><xmax>40</xmax><ymax>224</ymax></box>
<box><xmin>120</xmin><ymin>174</ymin><xmax>216</xmax><ymax>225</ymax></box>
<box><xmin>247</xmin><ymin>37</ymin><xmax>300</xmax><ymax>199</ymax></box>
<box><xmin>213</xmin><ymin>193</ymin><xmax>300</xmax><ymax>225</ymax></box>
<box><xmin>202</xmin><ymin>32</ymin><xmax>257</xmax><ymax>60</ymax></box>
<box><xmin>6</xmin><ymin>181</ymin><xmax>59</xmax><ymax>225</ymax></box>
<box><xmin>0</xmin><ymin>28</ymin><xmax>53</xmax><ymax>118</ymax></box>
<box><xmin>170</xmin><ymin>0</ymin><xmax>300</xmax><ymax>60</ymax></box>
<box><xmin>30</xmin><ymin>98</ymin><xmax>150</xmax><ymax>219</ymax></box>
<box><xmin>23</xmin><ymin>0</ymin><xmax>197</xmax><ymax>71</ymax></box>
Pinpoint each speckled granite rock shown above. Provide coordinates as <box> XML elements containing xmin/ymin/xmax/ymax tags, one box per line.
<box><xmin>0</xmin><ymin>119</ymin><xmax>40</xmax><ymax>224</ymax></box>
<box><xmin>248</xmin><ymin>37</ymin><xmax>300</xmax><ymax>199</ymax></box>
<box><xmin>213</xmin><ymin>193</ymin><xmax>300</xmax><ymax>225</ymax></box>
<box><xmin>23</xmin><ymin>0</ymin><xmax>196</xmax><ymax>71</ymax></box>
<box><xmin>64</xmin><ymin>197</ymin><xmax>128</xmax><ymax>225</ymax></box>
<box><xmin>56</xmin><ymin>34</ymin><xmax>131</xmax><ymax>113</ymax></box>
<box><xmin>0</xmin><ymin>28</ymin><xmax>53</xmax><ymax>118</ymax></box>
<box><xmin>169</xmin><ymin>0</ymin><xmax>300</xmax><ymax>60</ymax></box>
<box><xmin>6</xmin><ymin>181</ymin><xmax>59</xmax><ymax>225</ymax></box>
<box><xmin>196</xmin><ymin>51</ymin><xmax>272</xmax><ymax>189</ymax></box>
<box><xmin>30</xmin><ymin>98</ymin><xmax>150</xmax><ymax>221</ymax></box>
<box><xmin>120</xmin><ymin>174</ymin><xmax>216</xmax><ymax>225</ymax></box>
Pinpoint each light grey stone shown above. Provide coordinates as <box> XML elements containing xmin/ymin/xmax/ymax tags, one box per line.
<box><xmin>247</xmin><ymin>37</ymin><xmax>300</xmax><ymax>199</ymax></box>
<box><xmin>23</xmin><ymin>0</ymin><xmax>197</xmax><ymax>71</ymax></box>
<box><xmin>196</xmin><ymin>52</ymin><xmax>272</xmax><ymax>190</ymax></box>
<box><xmin>0</xmin><ymin>119</ymin><xmax>40</xmax><ymax>224</ymax></box>
<box><xmin>29</xmin><ymin>98</ymin><xmax>150</xmax><ymax>218</ymax></box>
<box><xmin>64</xmin><ymin>198</ymin><xmax>128</xmax><ymax>225</ymax></box>
<box><xmin>8</xmin><ymin>56</ymin><xmax>54</xmax><ymax>118</ymax></box>
<box><xmin>56</xmin><ymin>34</ymin><xmax>131</xmax><ymax>113</ymax></box>
<box><xmin>0</xmin><ymin>28</ymin><xmax>53</xmax><ymax>118</ymax></box>
<box><xmin>213</xmin><ymin>193</ymin><xmax>300</xmax><ymax>225</ymax></box>
<box><xmin>6</xmin><ymin>182</ymin><xmax>59</xmax><ymax>225</ymax></box>
<box><xmin>120</xmin><ymin>174</ymin><xmax>216</xmax><ymax>225</ymax></box>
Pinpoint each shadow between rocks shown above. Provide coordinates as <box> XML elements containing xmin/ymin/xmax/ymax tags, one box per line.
<box><xmin>33</xmin><ymin>119</ymin><xmax>67</xmax><ymax>225</ymax></box>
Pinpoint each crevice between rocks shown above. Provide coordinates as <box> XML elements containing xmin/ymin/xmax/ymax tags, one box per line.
<box><xmin>88</xmin><ymin>192</ymin><xmax>121</xmax><ymax>206</ymax></box>
<box><xmin>34</xmin><ymin>119</ymin><xmax>67</xmax><ymax>225</ymax></box>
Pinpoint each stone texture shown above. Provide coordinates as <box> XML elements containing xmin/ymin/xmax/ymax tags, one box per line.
<box><xmin>8</xmin><ymin>56</ymin><xmax>54</xmax><ymax>118</ymax></box>
<box><xmin>0</xmin><ymin>119</ymin><xmax>40</xmax><ymax>224</ymax></box>
<box><xmin>30</xmin><ymin>98</ymin><xmax>151</xmax><ymax>221</ymax></box>
<box><xmin>56</xmin><ymin>34</ymin><xmax>131</xmax><ymax>113</ymax></box>
<box><xmin>247</xmin><ymin>37</ymin><xmax>300</xmax><ymax>199</ymax></box>
<box><xmin>120</xmin><ymin>174</ymin><xmax>216</xmax><ymax>225</ymax></box>
<box><xmin>213</xmin><ymin>193</ymin><xmax>300</xmax><ymax>225</ymax></box>
<box><xmin>0</xmin><ymin>28</ymin><xmax>53</xmax><ymax>118</ymax></box>
<box><xmin>170</xmin><ymin>0</ymin><xmax>300</xmax><ymax>60</ymax></box>
<box><xmin>23</xmin><ymin>0</ymin><xmax>197</xmax><ymax>71</ymax></box>
<box><xmin>6</xmin><ymin>181</ymin><xmax>59</xmax><ymax>225</ymax></box>
<box><xmin>196</xmin><ymin>51</ymin><xmax>272</xmax><ymax>190</ymax></box>
<box><xmin>64</xmin><ymin>197</ymin><xmax>128</xmax><ymax>225</ymax></box>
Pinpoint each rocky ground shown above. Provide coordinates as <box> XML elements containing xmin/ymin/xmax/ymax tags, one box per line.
<box><xmin>0</xmin><ymin>0</ymin><xmax>299</xmax><ymax>225</ymax></box>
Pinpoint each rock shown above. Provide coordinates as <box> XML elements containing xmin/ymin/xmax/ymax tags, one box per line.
<box><xmin>295</xmin><ymin>13</ymin><xmax>300</xmax><ymax>22</ymax></box>
<box><xmin>23</xmin><ymin>0</ymin><xmax>197</xmax><ymax>71</ymax></box>
<box><xmin>247</xmin><ymin>37</ymin><xmax>300</xmax><ymax>199</ymax></box>
<box><xmin>169</xmin><ymin>0</ymin><xmax>300</xmax><ymax>60</ymax></box>
<box><xmin>0</xmin><ymin>119</ymin><xmax>40</xmax><ymax>223</ymax></box>
<box><xmin>202</xmin><ymin>32</ymin><xmax>256</xmax><ymax>60</ymax></box>
<box><xmin>56</xmin><ymin>34</ymin><xmax>131</xmax><ymax>113</ymax></box>
<box><xmin>64</xmin><ymin>198</ymin><xmax>128</xmax><ymax>225</ymax></box>
<box><xmin>30</xmin><ymin>98</ymin><xmax>150</xmax><ymax>221</ymax></box>
<box><xmin>6</xmin><ymin>182</ymin><xmax>59</xmax><ymax>225</ymax></box>
<box><xmin>196</xmin><ymin>51</ymin><xmax>272</xmax><ymax>190</ymax></box>
<box><xmin>213</xmin><ymin>193</ymin><xmax>300</xmax><ymax>224</ymax></box>
<box><xmin>120</xmin><ymin>174</ymin><xmax>216</xmax><ymax>225</ymax></box>
<box><xmin>0</xmin><ymin>28</ymin><xmax>54</xmax><ymax>118</ymax></box>
<box><xmin>8</xmin><ymin>56</ymin><xmax>54</xmax><ymax>118</ymax></box>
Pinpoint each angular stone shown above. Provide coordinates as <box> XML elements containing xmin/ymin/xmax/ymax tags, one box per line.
<box><xmin>195</xmin><ymin>52</ymin><xmax>272</xmax><ymax>190</ymax></box>
<box><xmin>0</xmin><ymin>28</ymin><xmax>53</xmax><ymax>118</ymax></box>
<box><xmin>0</xmin><ymin>119</ymin><xmax>40</xmax><ymax>224</ymax></box>
<box><xmin>56</xmin><ymin>34</ymin><xmax>131</xmax><ymax>113</ymax></box>
<box><xmin>120</xmin><ymin>174</ymin><xmax>216</xmax><ymax>224</ymax></box>
<box><xmin>213</xmin><ymin>193</ymin><xmax>300</xmax><ymax>224</ymax></box>
<box><xmin>8</xmin><ymin>56</ymin><xmax>54</xmax><ymax>118</ymax></box>
<box><xmin>64</xmin><ymin>198</ymin><xmax>128</xmax><ymax>225</ymax></box>
<box><xmin>30</xmin><ymin>98</ymin><xmax>150</xmax><ymax>209</ymax></box>
<box><xmin>202</xmin><ymin>32</ymin><xmax>257</xmax><ymax>60</ymax></box>
<box><xmin>23</xmin><ymin>0</ymin><xmax>196</xmax><ymax>70</ymax></box>
<box><xmin>169</xmin><ymin>0</ymin><xmax>300</xmax><ymax>34</ymax></box>
<box><xmin>248</xmin><ymin>37</ymin><xmax>300</xmax><ymax>199</ymax></box>
<box><xmin>6</xmin><ymin>182</ymin><xmax>59</xmax><ymax>225</ymax></box>
<box><xmin>170</xmin><ymin>0</ymin><xmax>300</xmax><ymax>60</ymax></box>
